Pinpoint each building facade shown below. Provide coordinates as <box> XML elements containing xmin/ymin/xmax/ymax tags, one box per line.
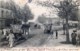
<box><xmin>0</xmin><ymin>8</ymin><xmax>14</xmax><ymax>29</ymax></box>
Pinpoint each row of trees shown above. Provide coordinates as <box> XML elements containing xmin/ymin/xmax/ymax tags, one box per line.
<box><xmin>0</xmin><ymin>0</ymin><xmax>33</xmax><ymax>24</ymax></box>
<box><xmin>36</xmin><ymin>0</ymin><xmax>79</xmax><ymax>21</ymax></box>
<box><xmin>36</xmin><ymin>0</ymin><xmax>80</xmax><ymax>43</ymax></box>
<box><xmin>54</xmin><ymin>0</ymin><xmax>79</xmax><ymax>43</ymax></box>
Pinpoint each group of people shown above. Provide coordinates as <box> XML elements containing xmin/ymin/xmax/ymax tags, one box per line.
<box><xmin>71</xmin><ymin>30</ymin><xmax>80</xmax><ymax>46</ymax></box>
<box><xmin>1</xmin><ymin>29</ymin><xmax>15</xmax><ymax>48</ymax></box>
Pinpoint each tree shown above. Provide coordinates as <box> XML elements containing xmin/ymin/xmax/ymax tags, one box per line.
<box><xmin>6</xmin><ymin>0</ymin><xmax>21</xmax><ymax>19</ymax></box>
<box><xmin>21</xmin><ymin>4</ymin><xmax>34</xmax><ymax>24</ymax></box>
<box><xmin>36</xmin><ymin>0</ymin><xmax>79</xmax><ymax>21</ymax></box>
<box><xmin>19</xmin><ymin>4</ymin><xmax>33</xmax><ymax>36</ymax></box>
<box><xmin>54</xmin><ymin>0</ymin><xmax>79</xmax><ymax>43</ymax></box>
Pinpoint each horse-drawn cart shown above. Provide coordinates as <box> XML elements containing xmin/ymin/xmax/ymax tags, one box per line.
<box><xmin>44</xmin><ymin>24</ymin><xmax>53</xmax><ymax>34</ymax></box>
<box><xmin>11</xmin><ymin>24</ymin><xmax>26</xmax><ymax>42</ymax></box>
<box><xmin>0</xmin><ymin>24</ymin><xmax>27</xmax><ymax>47</ymax></box>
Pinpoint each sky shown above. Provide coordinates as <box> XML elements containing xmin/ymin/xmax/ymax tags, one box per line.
<box><xmin>14</xmin><ymin>0</ymin><xmax>26</xmax><ymax>6</ymax></box>
<box><xmin>13</xmin><ymin>0</ymin><xmax>58</xmax><ymax>22</ymax></box>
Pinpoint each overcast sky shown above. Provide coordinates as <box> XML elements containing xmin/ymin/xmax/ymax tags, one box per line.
<box><xmin>13</xmin><ymin>0</ymin><xmax>59</xmax><ymax>22</ymax></box>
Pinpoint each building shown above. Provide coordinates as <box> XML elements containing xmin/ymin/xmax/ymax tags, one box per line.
<box><xmin>0</xmin><ymin>8</ymin><xmax>15</xmax><ymax>29</ymax></box>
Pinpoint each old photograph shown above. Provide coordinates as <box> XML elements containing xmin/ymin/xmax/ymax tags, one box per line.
<box><xmin>0</xmin><ymin>0</ymin><xmax>80</xmax><ymax>50</ymax></box>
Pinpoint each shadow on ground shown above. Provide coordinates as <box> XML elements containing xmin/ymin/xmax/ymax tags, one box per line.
<box><xmin>0</xmin><ymin>34</ymin><xmax>36</xmax><ymax>48</ymax></box>
<box><xmin>60</xmin><ymin>41</ymin><xmax>72</xmax><ymax>44</ymax></box>
<box><xmin>15</xmin><ymin>34</ymin><xmax>36</xmax><ymax>46</ymax></box>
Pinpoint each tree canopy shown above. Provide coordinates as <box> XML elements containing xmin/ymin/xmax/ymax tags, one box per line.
<box><xmin>20</xmin><ymin>4</ymin><xmax>34</xmax><ymax>22</ymax></box>
<box><xmin>36</xmin><ymin>0</ymin><xmax>79</xmax><ymax>21</ymax></box>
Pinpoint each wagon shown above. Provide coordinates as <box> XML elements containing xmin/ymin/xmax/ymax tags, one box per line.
<box><xmin>11</xmin><ymin>24</ymin><xmax>26</xmax><ymax>41</ymax></box>
<box><xmin>44</xmin><ymin>24</ymin><xmax>53</xmax><ymax>34</ymax></box>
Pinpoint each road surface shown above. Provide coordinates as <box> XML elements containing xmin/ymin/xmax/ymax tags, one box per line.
<box><xmin>14</xmin><ymin>28</ymin><xmax>79</xmax><ymax>48</ymax></box>
<box><xmin>0</xmin><ymin>28</ymin><xmax>80</xmax><ymax>48</ymax></box>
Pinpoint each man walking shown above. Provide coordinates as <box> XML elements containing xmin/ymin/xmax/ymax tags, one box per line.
<box><xmin>76</xmin><ymin>33</ymin><xmax>80</xmax><ymax>46</ymax></box>
<box><xmin>71</xmin><ymin>30</ymin><xmax>77</xmax><ymax>45</ymax></box>
<box><xmin>55</xmin><ymin>30</ymin><xmax>58</xmax><ymax>39</ymax></box>
<box><xmin>63</xmin><ymin>24</ymin><xmax>66</xmax><ymax>35</ymax></box>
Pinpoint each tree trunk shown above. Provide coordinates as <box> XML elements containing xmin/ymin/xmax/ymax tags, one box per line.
<box><xmin>65</xmin><ymin>17</ymin><xmax>70</xmax><ymax>43</ymax></box>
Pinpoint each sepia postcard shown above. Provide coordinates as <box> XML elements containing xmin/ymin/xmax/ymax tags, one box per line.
<box><xmin>0</xmin><ymin>0</ymin><xmax>80</xmax><ymax>51</ymax></box>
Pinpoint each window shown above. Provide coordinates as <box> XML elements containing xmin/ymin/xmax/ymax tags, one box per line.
<box><xmin>1</xmin><ymin>10</ymin><xmax>3</xmax><ymax>17</ymax></box>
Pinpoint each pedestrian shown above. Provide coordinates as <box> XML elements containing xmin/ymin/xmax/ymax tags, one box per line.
<box><xmin>8</xmin><ymin>30</ymin><xmax>15</xmax><ymax>48</ymax></box>
<box><xmin>63</xmin><ymin>24</ymin><xmax>66</xmax><ymax>35</ymax></box>
<box><xmin>0</xmin><ymin>29</ymin><xmax>4</xmax><ymax>41</ymax></box>
<box><xmin>71</xmin><ymin>30</ymin><xmax>77</xmax><ymax>45</ymax></box>
<box><xmin>1</xmin><ymin>29</ymin><xmax>6</xmax><ymax>41</ymax></box>
<box><xmin>3</xmin><ymin>29</ymin><xmax>6</xmax><ymax>36</ymax></box>
<box><xmin>55</xmin><ymin>30</ymin><xmax>58</xmax><ymax>39</ymax></box>
<box><xmin>76</xmin><ymin>34</ymin><xmax>80</xmax><ymax>46</ymax></box>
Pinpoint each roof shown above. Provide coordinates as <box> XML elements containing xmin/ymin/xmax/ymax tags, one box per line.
<box><xmin>68</xmin><ymin>21</ymin><xmax>78</xmax><ymax>24</ymax></box>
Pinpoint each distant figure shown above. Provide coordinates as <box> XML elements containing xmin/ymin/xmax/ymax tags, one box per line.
<box><xmin>63</xmin><ymin>24</ymin><xmax>66</xmax><ymax>35</ymax></box>
<box><xmin>0</xmin><ymin>29</ymin><xmax>4</xmax><ymax>42</ymax></box>
<box><xmin>8</xmin><ymin>30</ymin><xmax>14</xmax><ymax>48</ymax></box>
<box><xmin>48</xmin><ymin>24</ymin><xmax>52</xmax><ymax>34</ymax></box>
<box><xmin>6</xmin><ymin>31</ymin><xmax>9</xmax><ymax>40</ymax></box>
<box><xmin>21</xmin><ymin>24</ymin><xmax>30</xmax><ymax>34</ymax></box>
<box><xmin>3</xmin><ymin>29</ymin><xmax>6</xmax><ymax>36</ymax></box>
<box><xmin>1</xmin><ymin>29</ymin><xmax>7</xmax><ymax>41</ymax></box>
<box><xmin>55</xmin><ymin>30</ymin><xmax>58</xmax><ymax>39</ymax></box>
<box><xmin>34</xmin><ymin>24</ymin><xmax>37</xmax><ymax>28</ymax></box>
<box><xmin>71</xmin><ymin>30</ymin><xmax>77</xmax><ymax>45</ymax></box>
